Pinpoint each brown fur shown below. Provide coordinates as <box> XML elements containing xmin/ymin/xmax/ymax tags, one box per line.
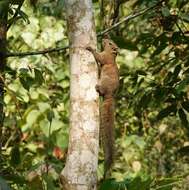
<box><xmin>86</xmin><ymin>38</ymin><xmax>119</xmax><ymax>178</ymax></box>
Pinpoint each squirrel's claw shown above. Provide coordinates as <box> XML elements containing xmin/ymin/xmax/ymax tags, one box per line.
<box><xmin>86</xmin><ymin>46</ymin><xmax>93</xmax><ymax>52</ymax></box>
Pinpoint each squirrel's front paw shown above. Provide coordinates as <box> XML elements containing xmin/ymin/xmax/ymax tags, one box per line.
<box><xmin>95</xmin><ymin>84</ymin><xmax>99</xmax><ymax>92</ymax></box>
<box><xmin>86</xmin><ymin>46</ymin><xmax>93</xmax><ymax>52</ymax></box>
<box><xmin>95</xmin><ymin>84</ymin><xmax>101</xmax><ymax>94</ymax></box>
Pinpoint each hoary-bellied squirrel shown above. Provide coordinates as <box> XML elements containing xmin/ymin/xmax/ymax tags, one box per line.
<box><xmin>86</xmin><ymin>38</ymin><xmax>119</xmax><ymax>178</ymax></box>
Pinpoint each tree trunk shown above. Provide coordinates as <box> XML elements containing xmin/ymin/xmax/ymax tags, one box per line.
<box><xmin>0</xmin><ymin>6</ymin><xmax>8</xmax><ymax>150</ymax></box>
<box><xmin>60</xmin><ymin>1</ymin><xmax>99</xmax><ymax>190</ymax></box>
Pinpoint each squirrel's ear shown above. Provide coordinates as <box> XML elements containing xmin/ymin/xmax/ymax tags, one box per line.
<box><xmin>103</xmin><ymin>33</ymin><xmax>110</xmax><ymax>39</ymax></box>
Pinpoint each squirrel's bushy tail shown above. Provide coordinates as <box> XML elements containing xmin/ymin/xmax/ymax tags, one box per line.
<box><xmin>100</xmin><ymin>97</ymin><xmax>115</xmax><ymax>178</ymax></box>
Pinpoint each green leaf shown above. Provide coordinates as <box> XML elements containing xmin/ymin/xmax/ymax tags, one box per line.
<box><xmin>175</xmin><ymin>75</ymin><xmax>189</xmax><ymax>93</ymax></box>
<box><xmin>56</xmin><ymin>131</ymin><xmax>68</xmax><ymax>149</ymax></box>
<box><xmin>37</xmin><ymin>102</ymin><xmax>50</xmax><ymax>112</ymax></box>
<box><xmin>10</xmin><ymin>145</ymin><xmax>21</xmax><ymax>166</ymax></box>
<box><xmin>137</xmin><ymin>32</ymin><xmax>155</xmax><ymax>44</ymax></box>
<box><xmin>153</xmin><ymin>86</ymin><xmax>169</xmax><ymax>102</ymax></box>
<box><xmin>164</xmin><ymin>64</ymin><xmax>181</xmax><ymax>86</ymax></box>
<box><xmin>51</xmin><ymin>119</ymin><xmax>64</xmax><ymax>133</ymax></box>
<box><xmin>136</xmin><ymin>70</ymin><xmax>147</xmax><ymax>76</ymax></box>
<box><xmin>99</xmin><ymin>179</ymin><xmax>119</xmax><ymax>190</ymax></box>
<box><xmin>0</xmin><ymin>1</ymin><xmax>9</xmax><ymax>17</ymax></box>
<box><xmin>152</xmin><ymin>33</ymin><xmax>168</xmax><ymax>56</ymax></box>
<box><xmin>172</xmin><ymin>32</ymin><xmax>185</xmax><ymax>45</ymax></box>
<box><xmin>4</xmin><ymin>174</ymin><xmax>26</xmax><ymax>185</ymax></box>
<box><xmin>138</xmin><ymin>91</ymin><xmax>152</xmax><ymax>110</ymax></box>
<box><xmin>99</xmin><ymin>176</ymin><xmax>151</xmax><ymax>190</ymax></box>
<box><xmin>183</xmin><ymin>67</ymin><xmax>189</xmax><ymax>74</ymax></box>
<box><xmin>34</xmin><ymin>68</ymin><xmax>44</xmax><ymax>86</ymax></box>
<box><xmin>0</xmin><ymin>98</ymin><xmax>5</xmax><ymax>106</ymax></box>
<box><xmin>47</xmin><ymin>110</ymin><xmax>54</xmax><ymax>122</ymax></box>
<box><xmin>4</xmin><ymin>65</ymin><xmax>16</xmax><ymax>77</ymax></box>
<box><xmin>178</xmin><ymin>145</ymin><xmax>189</xmax><ymax>156</ymax></box>
<box><xmin>157</xmin><ymin>104</ymin><xmax>177</xmax><ymax>121</ymax></box>
<box><xmin>178</xmin><ymin>108</ymin><xmax>189</xmax><ymax>128</ymax></box>
<box><xmin>55</xmin><ymin>0</ymin><xmax>65</xmax><ymax>16</ymax></box>
<box><xmin>26</xmin><ymin>110</ymin><xmax>41</xmax><ymax>127</ymax></box>
<box><xmin>161</xmin><ymin>6</ymin><xmax>170</xmax><ymax>17</ymax></box>
<box><xmin>0</xmin><ymin>177</ymin><xmax>11</xmax><ymax>190</ymax></box>
<box><xmin>8</xmin><ymin>15</ymin><xmax>21</xmax><ymax>25</ymax></box>
<box><xmin>19</xmin><ymin>76</ymin><xmax>34</xmax><ymax>91</ymax></box>
<box><xmin>163</xmin><ymin>72</ymin><xmax>173</xmax><ymax>85</ymax></box>
<box><xmin>135</xmin><ymin>137</ymin><xmax>146</xmax><ymax>149</ymax></box>
<box><xmin>181</xmin><ymin>13</ymin><xmax>189</xmax><ymax>23</ymax></box>
<box><xmin>154</xmin><ymin>178</ymin><xmax>181</xmax><ymax>190</ymax></box>
<box><xmin>127</xmin><ymin>176</ymin><xmax>151</xmax><ymax>190</ymax></box>
<box><xmin>19</xmin><ymin>68</ymin><xmax>29</xmax><ymax>75</ymax></box>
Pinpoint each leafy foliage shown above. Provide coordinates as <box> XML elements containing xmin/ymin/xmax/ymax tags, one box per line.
<box><xmin>0</xmin><ymin>0</ymin><xmax>189</xmax><ymax>189</ymax></box>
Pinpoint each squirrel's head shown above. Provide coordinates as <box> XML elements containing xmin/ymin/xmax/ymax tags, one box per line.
<box><xmin>102</xmin><ymin>38</ymin><xmax>118</xmax><ymax>56</ymax></box>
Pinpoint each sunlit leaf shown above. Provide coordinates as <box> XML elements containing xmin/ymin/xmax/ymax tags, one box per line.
<box><xmin>56</xmin><ymin>131</ymin><xmax>68</xmax><ymax>149</ymax></box>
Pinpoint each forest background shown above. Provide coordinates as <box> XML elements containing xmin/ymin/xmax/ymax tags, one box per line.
<box><xmin>0</xmin><ymin>0</ymin><xmax>189</xmax><ymax>189</ymax></box>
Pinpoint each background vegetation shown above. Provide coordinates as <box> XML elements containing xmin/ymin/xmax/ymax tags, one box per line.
<box><xmin>0</xmin><ymin>0</ymin><xmax>189</xmax><ymax>189</ymax></box>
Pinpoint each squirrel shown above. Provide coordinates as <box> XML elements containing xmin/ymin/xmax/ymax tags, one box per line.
<box><xmin>86</xmin><ymin>38</ymin><xmax>119</xmax><ymax>178</ymax></box>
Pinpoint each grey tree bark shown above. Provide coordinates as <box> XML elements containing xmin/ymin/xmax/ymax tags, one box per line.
<box><xmin>60</xmin><ymin>1</ymin><xmax>99</xmax><ymax>190</ymax></box>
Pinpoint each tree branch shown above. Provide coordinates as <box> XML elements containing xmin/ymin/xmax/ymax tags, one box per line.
<box><xmin>6</xmin><ymin>0</ymin><xmax>164</xmax><ymax>58</ymax></box>
<box><xmin>97</xmin><ymin>0</ymin><xmax>164</xmax><ymax>36</ymax></box>
<box><xmin>175</xmin><ymin>22</ymin><xmax>188</xmax><ymax>42</ymax></box>
<box><xmin>6</xmin><ymin>46</ymin><xmax>68</xmax><ymax>57</ymax></box>
<box><xmin>7</xmin><ymin>0</ymin><xmax>25</xmax><ymax>30</ymax></box>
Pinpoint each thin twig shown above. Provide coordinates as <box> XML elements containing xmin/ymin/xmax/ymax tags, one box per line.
<box><xmin>175</xmin><ymin>21</ymin><xmax>188</xmax><ymax>42</ymax></box>
<box><xmin>6</xmin><ymin>46</ymin><xmax>69</xmax><ymax>57</ymax></box>
<box><xmin>153</xmin><ymin>181</ymin><xmax>181</xmax><ymax>190</ymax></box>
<box><xmin>6</xmin><ymin>0</ymin><xmax>164</xmax><ymax>58</ymax></box>
<box><xmin>97</xmin><ymin>0</ymin><xmax>164</xmax><ymax>37</ymax></box>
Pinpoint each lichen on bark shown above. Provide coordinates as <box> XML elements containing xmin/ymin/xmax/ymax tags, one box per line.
<box><xmin>60</xmin><ymin>1</ymin><xmax>99</xmax><ymax>190</ymax></box>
